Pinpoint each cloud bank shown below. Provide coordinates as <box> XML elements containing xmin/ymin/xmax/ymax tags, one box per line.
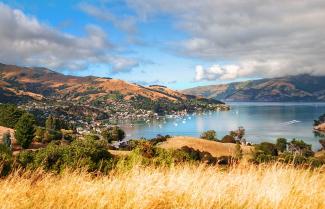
<box><xmin>128</xmin><ymin>0</ymin><xmax>325</xmax><ymax>80</ymax></box>
<box><xmin>0</xmin><ymin>2</ymin><xmax>138</xmax><ymax>73</ymax></box>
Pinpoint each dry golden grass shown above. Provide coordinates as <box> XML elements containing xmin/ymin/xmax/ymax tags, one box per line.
<box><xmin>0</xmin><ymin>164</ymin><xmax>324</xmax><ymax>209</ymax></box>
<box><xmin>159</xmin><ymin>136</ymin><xmax>252</xmax><ymax>157</ymax></box>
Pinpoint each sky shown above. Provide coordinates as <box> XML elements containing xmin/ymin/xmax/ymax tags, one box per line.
<box><xmin>0</xmin><ymin>0</ymin><xmax>325</xmax><ymax>89</ymax></box>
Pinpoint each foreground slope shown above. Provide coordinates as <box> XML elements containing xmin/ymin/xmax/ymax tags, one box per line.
<box><xmin>183</xmin><ymin>74</ymin><xmax>325</xmax><ymax>102</ymax></box>
<box><xmin>0</xmin><ymin>164</ymin><xmax>324</xmax><ymax>209</ymax></box>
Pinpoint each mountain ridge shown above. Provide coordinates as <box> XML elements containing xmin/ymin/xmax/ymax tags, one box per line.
<box><xmin>0</xmin><ymin>63</ymin><xmax>227</xmax><ymax>124</ymax></box>
<box><xmin>183</xmin><ymin>74</ymin><xmax>325</xmax><ymax>102</ymax></box>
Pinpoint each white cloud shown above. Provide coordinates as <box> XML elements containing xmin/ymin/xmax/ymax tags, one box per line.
<box><xmin>78</xmin><ymin>3</ymin><xmax>137</xmax><ymax>34</ymax></box>
<box><xmin>0</xmin><ymin>2</ymin><xmax>139</xmax><ymax>73</ymax></box>
<box><xmin>128</xmin><ymin>0</ymin><xmax>325</xmax><ymax>79</ymax></box>
<box><xmin>195</xmin><ymin>64</ymin><xmax>239</xmax><ymax>81</ymax></box>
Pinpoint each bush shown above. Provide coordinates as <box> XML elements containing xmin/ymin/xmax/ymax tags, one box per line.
<box><xmin>84</xmin><ymin>134</ymin><xmax>100</xmax><ymax>141</ymax></box>
<box><xmin>319</xmin><ymin>139</ymin><xmax>325</xmax><ymax>150</ymax></box>
<box><xmin>276</xmin><ymin>138</ymin><xmax>287</xmax><ymax>153</ymax></box>
<box><xmin>16</xmin><ymin>150</ymin><xmax>35</xmax><ymax>169</ymax></box>
<box><xmin>2</xmin><ymin>131</ymin><xmax>11</xmax><ymax>149</ymax></box>
<box><xmin>150</xmin><ymin>134</ymin><xmax>171</xmax><ymax>145</ymax></box>
<box><xmin>34</xmin><ymin>127</ymin><xmax>45</xmax><ymax>142</ymax></box>
<box><xmin>180</xmin><ymin>146</ymin><xmax>217</xmax><ymax>164</ymax></box>
<box><xmin>252</xmin><ymin>152</ymin><xmax>277</xmax><ymax>164</ymax></box>
<box><xmin>0</xmin><ymin>144</ymin><xmax>12</xmax><ymax>176</ymax></box>
<box><xmin>101</xmin><ymin>126</ymin><xmax>125</xmax><ymax>143</ymax></box>
<box><xmin>44</xmin><ymin>129</ymin><xmax>62</xmax><ymax>143</ymax></box>
<box><xmin>235</xmin><ymin>143</ymin><xmax>243</xmax><ymax>160</ymax></box>
<box><xmin>221</xmin><ymin>135</ymin><xmax>236</xmax><ymax>143</ymax></box>
<box><xmin>15</xmin><ymin>113</ymin><xmax>36</xmax><ymax>149</ymax></box>
<box><xmin>288</xmin><ymin>139</ymin><xmax>314</xmax><ymax>157</ymax></box>
<box><xmin>17</xmin><ymin>139</ymin><xmax>113</xmax><ymax>173</ymax></box>
<box><xmin>251</xmin><ymin>142</ymin><xmax>278</xmax><ymax>163</ymax></box>
<box><xmin>255</xmin><ymin>142</ymin><xmax>278</xmax><ymax>156</ymax></box>
<box><xmin>200</xmin><ymin>130</ymin><xmax>217</xmax><ymax>141</ymax></box>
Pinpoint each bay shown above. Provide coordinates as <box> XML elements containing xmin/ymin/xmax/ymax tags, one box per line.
<box><xmin>122</xmin><ymin>102</ymin><xmax>325</xmax><ymax>150</ymax></box>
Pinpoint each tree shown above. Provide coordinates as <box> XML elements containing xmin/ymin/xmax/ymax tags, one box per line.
<box><xmin>34</xmin><ymin>127</ymin><xmax>45</xmax><ymax>142</ymax></box>
<box><xmin>200</xmin><ymin>130</ymin><xmax>217</xmax><ymax>141</ymax></box>
<box><xmin>314</xmin><ymin>114</ymin><xmax>325</xmax><ymax>126</ymax></box>
<box><xmin>276</xmin><ymin>138</ymin><xmax>287</xmax><ymax>153</ymax></box>
<box><xmin>255</xmin><ymin>142</ymin><xmax>278</xmax><ymax>156</ymax></box>
<box><xmin>235</xmin><ymin>143</ymin><xmax>243</xmax><ymax>160</ymax></box>
<box><xmin>101</xmin><ymin>126</ymin><xmax>125</xmax><ymax>143</ymax></box>
<box><xmin>319</xmin><ymin>139</ymin><xmax>325</xmax><ymax>150</ymax></box>
<box><xmin>45</xmin><ymin>115</ymin><xmax>54</xmax><ymax>130</ymax></box>
<box><xmin>15</xmin><ymin>113</ymin><xmax>36</xmax><ymax>149</ymax></box>
<box><xmin>44</xmin><ymin>130</ymin><xmax>62</xmax><ymax>143</ymax></box>
<box><xmin>0</xmin><ymin>104</ymin><xmax>25</xmax><ymax>128</ymax></box>
<box><xmin>229</xmin><ymin>127</ymin><xmax>246</xmax><ymax>140</ymax></box>
<box><xmin>2</xmin><ymin>131</ymin><xmax>11</xmax><ymax>149</ymax></box>
<box><xmin>288</xmin><ymin>139</ymin><xmax>314</xmax><ymax>157</ymax></box>
<box><xmin>221</xmin><ymin>135</ymin><xmax>236</xmax><ymax>143</ymax></box>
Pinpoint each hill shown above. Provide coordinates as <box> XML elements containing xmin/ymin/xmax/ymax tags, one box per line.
<box><xmin>183</xmin><ymin>74</ymin><xmax>325</xmax><ymax>102</ymax></box>
<box><xmin>0</xmin><ymin>63</ymin><xmax>227</xmax><ymax>124</ymax></box>
<box><xmin>159</xmin><ymin>136</ymin><xmax>252</xmax><ymax>158</ymax></box>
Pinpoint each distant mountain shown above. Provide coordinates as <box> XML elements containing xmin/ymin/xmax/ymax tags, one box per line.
<box><xmin>183</xmin><ymin>74</ymin><xmax>325</xmax><ymax>102</ymax></box>
<box><xmin>0</xmin><ymin>63</ymin><xmax>189</xmax><ymax>103</ymax></box>
<box><xmin>0</xmin><ymin>63</ymin><xmax>225</xmax><ymax>123</ymax></box>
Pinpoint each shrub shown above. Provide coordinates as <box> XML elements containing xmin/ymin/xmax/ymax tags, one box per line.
<box><xmin>319</xmin><ymin>139</ymin><xmax>325</xmax><ymax>150</ymax></box>
<box><xmin>229</xmin><ymin>127</ymin><xmax>246</xmax><ymax>140</ymax></box>
<box><xmin>276</xmin><ymin>138</ymin><xmax>287</xmax><ymax>153</ymax></box>
<box><xmin>15</xmin><ymin>113</ymin><xmax>36</xmax><ymax>149</ymax></box>
<box><xmin>34</xmin><ymin>127</ymin><xmax>45</xmax><ymax>142</ymax></box>
<box><xmin>84</xmin><ymin>134</ymin><xmax>100</xmax><ymax>141</ymax></box>
<box><xmin>61</xmin><ymin>129</ymin><xmax>75</xmax><ymax>141</ymax></box>
<box><xmin>200</xmin><ymin>130</ymin><xmax>217</xmax><ymax>141</ymax></box>
<box><xmin>16</xmin><ymin>150</ymin><xmax>35</xmax><ymax>169</ymax></box>
<box><xmin>17</xmin><ymin>139</ymin><xmax>113</xmax><ymax>173</ymax></box>
<box><xmin>235</xmin><ymin>143</ymin><xmax>243</xmax><ymax>160</ymax></box>
<box><xmin>252</xmin><ymin>152</ymin><xmax>277</xmax><ymax>164</ymax></box>
<box><xmin>251</xmin><ymin>142</ymin><xmax>278</xmax><ymax>163</ymax></box>
<box><xmin>150</xmin><ymin>134</ymin><xmax>171</xmax><ymax>145</ymax></box>
<box><xmin>0</xmin><ymin>144</ymin><xmax>12</xmax><ymax>176</ymax></box>
<box><xmin>221</xmin><ymin>135</ymin><xmax>236</xmax><ymax>143</ymax></box>
<box><xmin>2</xmin><ymin>131</ymin><xmax>11</xmax><ymax>149</ymax></box>
<box><xmin>44</xmin><ymin>129</ymin><xmax>62</xmax><ymax>142</ymax></box>
<box><xmin>288</xmin><ymin>139</ymin><xmax>314</xmax><ymax>157</ymax></box>
<box><xmin>101</xmin><ymin>126</ymin><xmax>125</xmax><ymax>143</ymax></box>
<box><xmin>180</xmin><ymin>146</ymin><xmax>217</xmax><ymax>164</ymax></box>
<box><xmin>255</xmin><ymin>142</ymin><xmax>278</xmax><ymax>156</ymax></box>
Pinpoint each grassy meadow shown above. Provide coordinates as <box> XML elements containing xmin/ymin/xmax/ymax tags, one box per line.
<box><xmin>0</xmin><ymin>163</ymin><xmax>324</xmax><ymax>209</ymax></box>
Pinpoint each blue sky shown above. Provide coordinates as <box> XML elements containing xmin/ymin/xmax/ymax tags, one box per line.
<box><xmin>0</xmin><ymin>0</ymin><xmax>324</xmax><ymax>89</ymax></box>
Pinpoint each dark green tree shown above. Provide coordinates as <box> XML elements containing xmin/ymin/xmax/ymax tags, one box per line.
<box><xmin>101</xmin><ymin>126</ymin><xmax>125</xmax><ymax>143</ymax></box>
<box><xmin>200</xmin><ymin>130</ymin><xmax>217</xmax><ymax>141</ymax></box>
<box><xmin>0</xmin><ymin>104</ymin><xmax>25</xmax><ymax>128</ymax></box>
<box><xmin>34</xmin><ymin>127</ymin><xmax>45</xmax><ymax>142</ymax></box>
<box><xmin>2</xmin><ymin>131</ymin><xmax>11</xmax><ymax>149</ymax></box>
<box><xmin>221</xmin><ymin>135</ymin><xmax>236</xmax><ymax>143</ymax></box>
<box><xmin>276</xmin><ymin>138</ymin><xmax>287</xmax><ymax>153</ymax></box>
<box><xmin>15</xmin><ymin>113</ymin><xmax>36</xmax><ymax>149</ymax></box>
<box><xmin>45</xmin><ymin>115</ymin><xmax>54</xmax><ymax>130</ymax></box>
<box><xmin>288</xmin><ymin>139</ymin><xmax>314</xmax><ymax>157</ymax></box>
